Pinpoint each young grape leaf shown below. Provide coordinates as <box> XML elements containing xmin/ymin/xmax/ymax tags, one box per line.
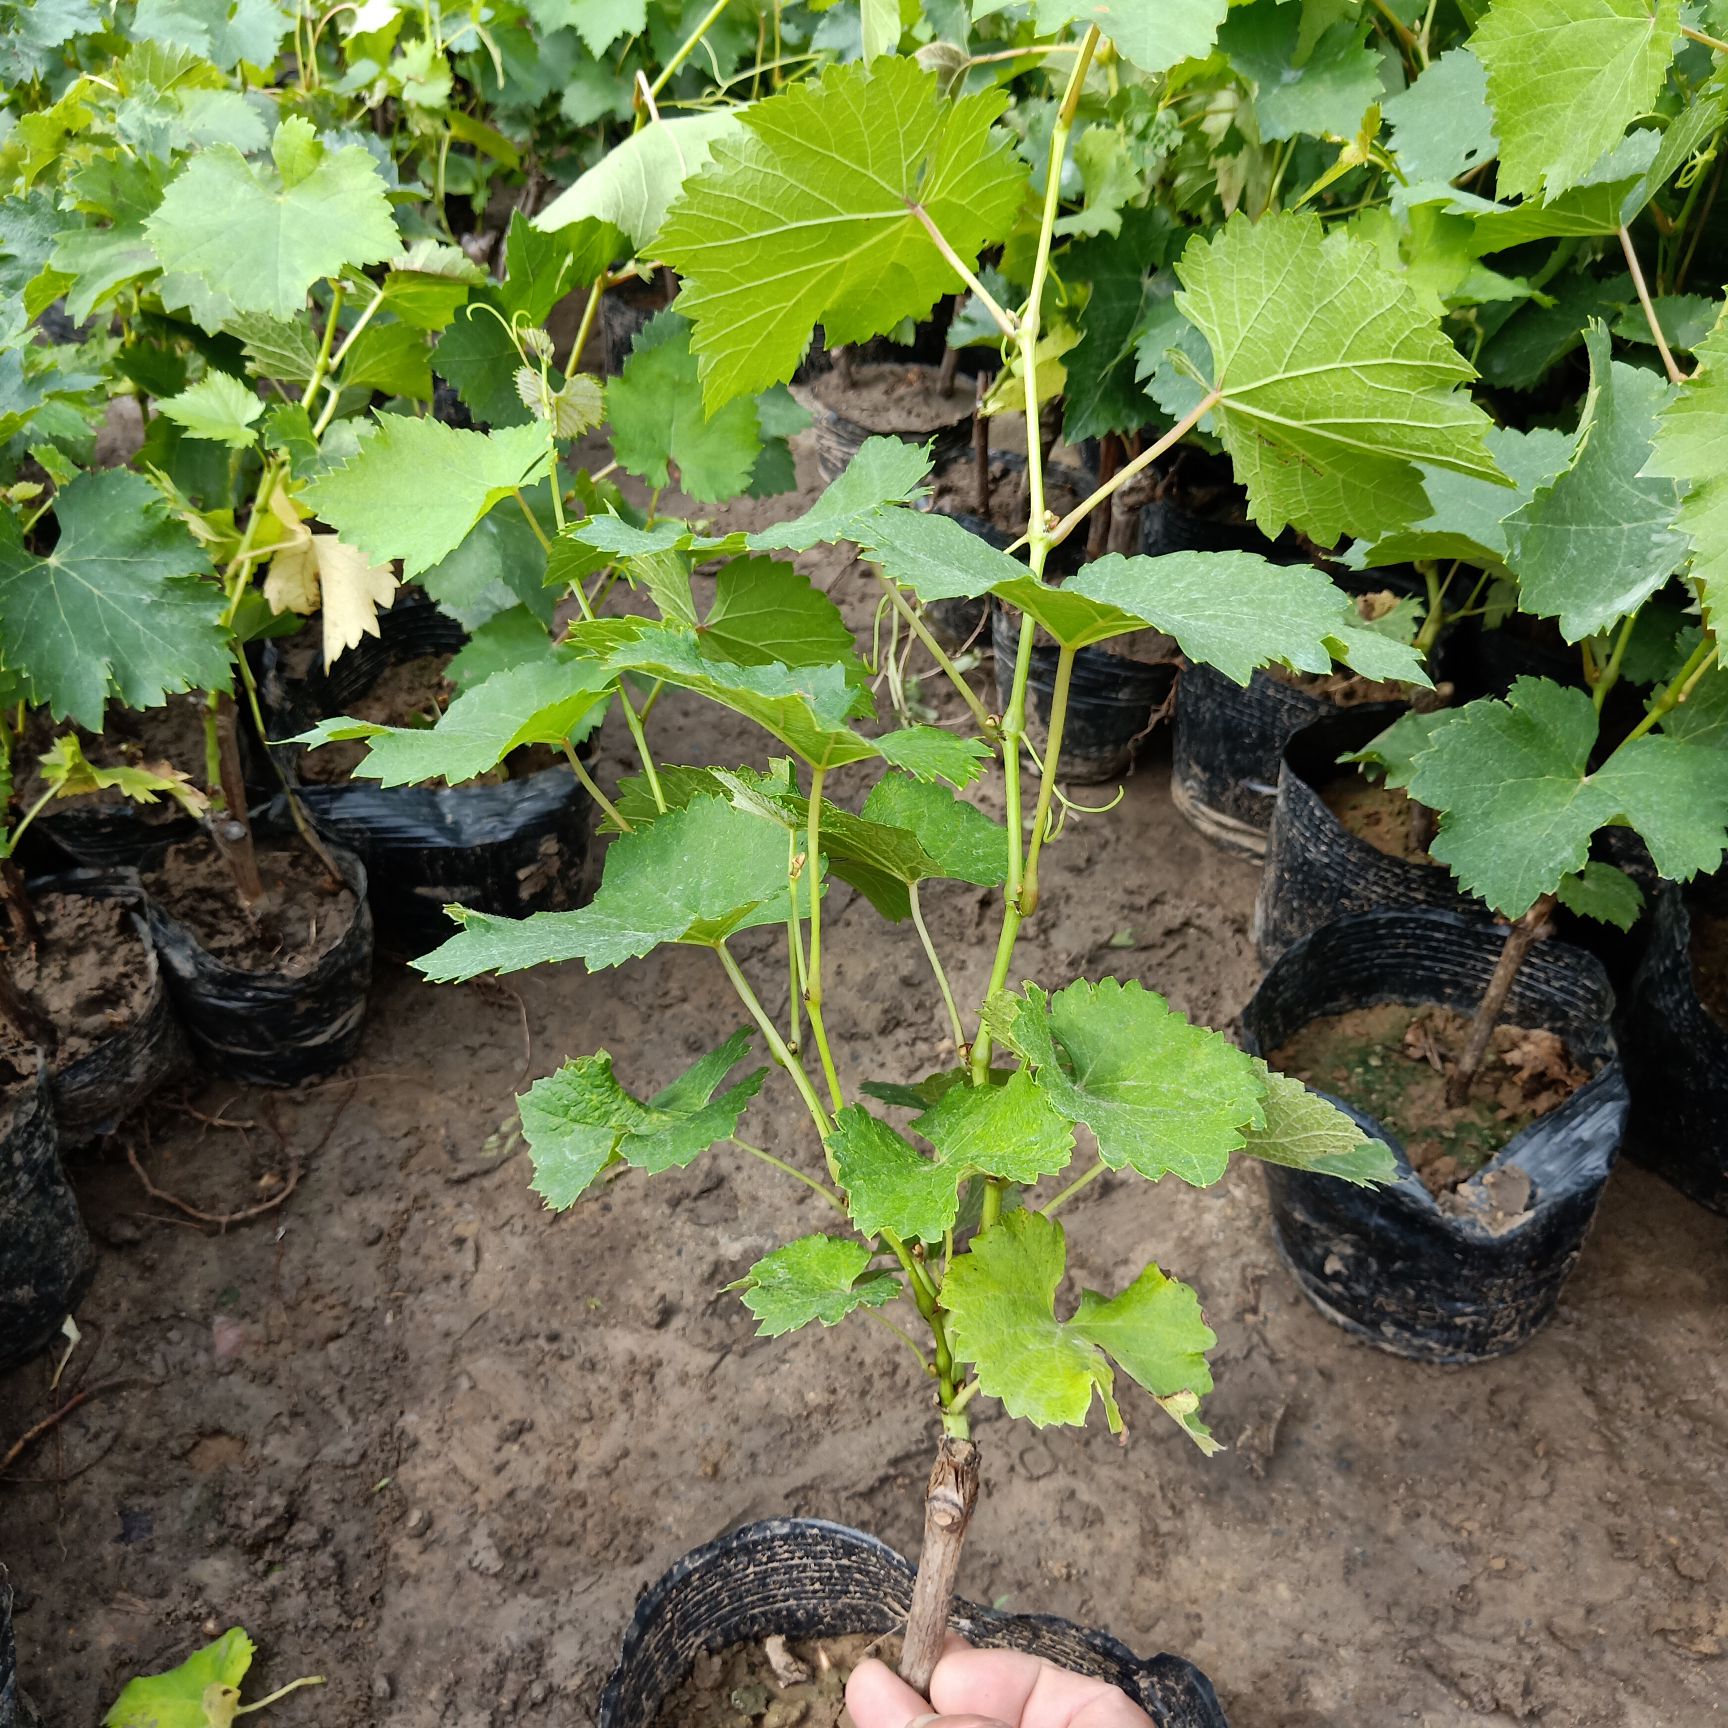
<box><xmin>657</xmin><ymin>58</ymin><xmax>1025</xmax><ymax>409</ymax></box>
<box><xmin>1646</xmin><ymin>300</ymin><xmax>1728</xmax><ymax>628</ymax></box>
<box><xmin>416</xmin><ymin>793</ymin><xmax>814</xmax><ymax>980</ymax></box>
<box><xmin>499</xmin><ymin>211</ymin><xmax>620</xmax><ymax>326</ymax></box>
<box><xmin>1349</xmin><ymin>424</ymin><xmax>1572</xmax><ymax>574</ymax></box>
<box><xmin>732</xmin><ymin>1235</ymin><xmax>900</xmax><ymax>1338</ymax></box>
<box><xmin>608</xmin><ymin>311</ymin><xmax>763</xmax><ymax>503</ymax></box>
<box><xmin>859</xmin><ymin>774</ymin><xmax>1006</xmax><ymax>885</ymax></box>
<box><xmin>1505</xmin><ymin>326</ymin><xmax>1686</xmax><ymax>642</ymax></box>
<box><xmin>535</xmin><ymin>111</ymin><xmax>747</xmax><ymax>250</ymax></box>
<box><xmin>1406</xmin><ymin>679</ymin><xmax>1728</xmax><ymax>915</ymax></box>
<box><xmin>830</xmin><ymin>1074</ymin><xmax>1074</xmax><ymax>1242</ymax></box>
<box><xmin>528</xmin><ymin>0</ymin><xmax>646</xmax><ymax>57</ymax></box>
<box><xmin>875</xmin><ymin>727</ymin><xmax>991</xmax><ymax>790</ymax></box>
<box><xmin>102</xmin><ymin>1627</ymin><xmax>257</xmax><ymax>1728</ymax></box>
<box><xmin>1219</xmin><ymin>0</ymin><xmax>1381</xmax><ymax>143</ymax></box>
<box><xmin>1237</xmin><ymin>1065</ymin><xmax>1397</xmax><ymax>1187</ymax></box>
<box><xmin>520</xmin><ymin>1030</ymin><xmax>766</xmax><ymax>1209</ymax></box>
<box><xmin>36</xmin><ymin>733</ymin><xmax>209</xmax><ymax>815</ymax></box>
<box><xmin>1469</xmin><ymin>0</ymin><xmax>1679</xmax><ymax>201</ymax></box>
<box><xmin>145</xmin><ymin>117</ymin><xmax>400</xmax><ymax>321</ymax></box>
<box><xmin>156</xmin><ymin>370</ymin><xmax>262</xmax><ymax>447</ymax></box>
<box><xmin>748</xmin><ymin>436</ymin><xmax>933</xmax><ymax>552</ymax></box>
<box><xmin>1383</xmin><ymin>47</ymin><xmax>1498</xmax><ymax>184</ymax></box>
<box><xmin>968</xmin><ymin>0</ymin><xmax>1228</xmax><ymax>74</ymax></box>
<box><xmin>291</xmin><ymin>656</ymin><xmax>613</xmax><ymax>786</ymax></box>
<box><xmin>1556</xmin><ymin>860</ymin><xmax>1645</xmax><ymax>930</ymax></box>
<box><xmin>850</xmin><ymin>505</ymin><xmax>1028</xmax><ymax>603</ymax></box>
<box><xmin>986</xmin><ymin>979</ymin><xmax>1265</xmax><ymax>1188</ymax></box>
<box><xmin>1172</xmin><ymin>211</ymin><xmax>1503</xmax><ymax>545</ymax></box>
<box><xmin>941</xmin><ymin>1210</ymin><xmax>1217</xmax><ymax>1446</ymax></box>
<box><xmin>130</xmin><ymin>0</ymin><xmax>292</xmax><ymax>72</ymax></box>
<box><xmin>701</xmin><ymin>557</ymin><xmax>864</xmax><ymax>675</ymax></box>
<box><xmin>301</xmin><ymin>416</ymin><xmax>552</xmax><ymax>576</ymax></box>
<box><xmin>0</xmin><ymin>469</ymin><xmax>228</xmax><ymax>728</ymax></box>
<box><xmin>1057</xmin><ymin>553</ymin><xmax>1431</xmax><ymax>685</ymax></box>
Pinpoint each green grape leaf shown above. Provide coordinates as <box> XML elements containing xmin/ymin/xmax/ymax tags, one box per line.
<box><xmin>830</xmin><ymin>1073</ymin><xmax>1074</xmax><ymax>1242</ymax></box>
<box><xmin>701</xmin><ymin>556</ymin><xmax>863</xmax><ymax>674</ymax></box>
<box><xmin>1556</xmin><ymin>860</ymin><xmax>1645</xmax><ymax>930</ymax></box>
<box><xmin>732</xmin><ymin>1235</ymin><xmax>900</xmax><ymax>1337</ymax></box>
<box><xmin>520</xmin><ymin>1030</ymin><xmax>766</xmax><ymax>1209</ymax></box>
<box><xmin>500</xmin><ymin>212</ymin><xmax>621</xmax><ymax>325</ymax></box>
<box><xmin>156</xmin><ymin>370</ymin><xmax>263</xmax><ymax>448</ymax></box>
<box><xmin>1505</xmin><ymin>327</ymin><xmax>1685</xmax><ymax>642</ymax></box>
<box><xmin>343</xmin><ymin>321</ymin><xmax>433</xmax><ymax>401</ymax></box>
<box><xmin>130</xmin><ymin>0</ymin><xmax>292</xmax><ymax>72</ymax></box>
<box><xmin>536</xmin><ymin>111</ymin><xmax>747</xmax><ymax>250</ymax></box>
<box><xmin>1057</xmin><ymin>553</ymin><xmax>1431</xmax><ymax>686</ymax></box>
<box><xmin>1173</xmin><ymin>211</ymin><xmax>1503</xmax><ymax>546</ymax></box>
<box><xmin>1219</xmin><ymin>0</ymin><xmax>1381</xmax><ymax>143</ymax></box>
<box><xmin>102</xmin><ymin>1627</ymin><xmax>255</xmax><ymax>1728</ymax></box>
<box><xmin>968</xmin><ymin>0</ymin><xmax>1227</xmax><ymax>74</ymax></box>
<box><xmin>910</xmin><ymin>1068</ymin><xmax>1074</xmax><ymax>1184</ymax></box>
<box><xmin>1647</xmin><ymin>299</ymin><xmax>1728</xmax><ymax>627</ymax></box>
<box><xmin>36</xmin><ymin>733</ymin><xmax>209</xmax><ymax>815</ymax></box>
<box><xmin>1406</xmin><ymin>679</ymin><xmax>1728</xmax><ymax>916</ymax></box>
<box><xmin>608</xmin><ymin>311</ymin><xmax>763</xmax><ymax>503</ymax></box>
<box><xmin>874</xmin><ymin>727</ymin><xmax>991</xmax><ymax>789</ymax></box>
<box><xmin>1383</xmin><ymin>47</ymin><xmax>1497</xmax><ymax>184</ymax></box>
<box><xmin>416</xmin><ymin>793</ymin><xmax>812</xmax><ymax>979</ymax></box>
<box><xmin>941</xmin><ymin>1209</ymin><xmax>1217</xmax><ymax>1445</ymax></box>
<box><xmin>1238</xmin><ymin>1064</ymin><xmax>1397</xmax><ymax>1186</ymax></box>
<box><xmin>301</xmin><ymin>417</ymin><xmax>552</xmax><ymax>577</ymax></box>
<box><xmin>145</xmin><ymin>118</ymin><xmax>400</xmax><ymax>321</ymax></box>
<box><xmin>987</xmin><ymin>979</ymin><xmax>1266</xmax><ymax>1188</ymax></box>
<box><xmin>859</xmin><ymin>773</ymin><xmax>1006</xmax><ymax>885</ymax></box>
<box><xmin>749</xmin><ymin>436</ymin><xmax>933</xmax><ymax>551</ymax></box>
<box><xmin>850</xmin><ymin>505</ymin><xmax>1028</xmax><ymax>603</ymax></box>
<box><xmin>1060</xmin><ymin>212</ymin><xmax>1171</xmax><ymax>441</ymax></box>
<box><xmin>1469</xmin><ymin>0</ymin><xmax>1679</xmax><ymax>201</ymax></box>
<box><xmin>431</xmin><ymin>296</ymin><xmax>534</xmax><ymax>427</ymax></box>
<box><xmin>0</xmin><ymin>470</ymin><xmax>227</xmax><ymax>728</ymax></box>
<box><xmin>381</xmin><ymin>239</ymin><xmax>488</xmax><ymax>330</ymax></box>
<box><xmin>231</xmin><ymin>313</ymin><xmax>323</xmax><ymax>385</ymax></box>
<box><xmin>290</xmin><ymin>655</ymin><xmax>612</xmax><ymax>786</ymax></box>
<box><xmin>830</xmin><ymin>1105</ymin><xmax>967</xmax><ymax>1243</ymax></box>
<box><xmin>657</xmin><ymin>58</ymin><xmax>1026</xmax><ymax>409</ymax></box>
<box><xmin>1349</xmin><ymin>424</ymin><xmax>1572</xmax><ymax>574</ymax></box>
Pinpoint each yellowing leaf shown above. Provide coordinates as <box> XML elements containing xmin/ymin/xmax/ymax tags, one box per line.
<box><xmin>315</xmin><ymin>536</ymin><xmax>398</xmax><ymax>668</ymax></box>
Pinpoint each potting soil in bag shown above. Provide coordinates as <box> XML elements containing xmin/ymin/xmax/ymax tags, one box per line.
<box><xmin>601</xmin><ymin>1518</ymin><xmax>1227</xmax><ymax>1728</ymax></box>
<box><xmin>262</xmin><ymin>602</ymin><xmax>593</xmax><ymax>954</ymax></box>
<box><xmin>1243</xmin><ymin>910</ymin><xmax>1627</xmax><ymax>1364</ymax></box>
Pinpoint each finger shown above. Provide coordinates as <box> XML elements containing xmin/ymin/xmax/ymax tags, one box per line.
<box><xmin>931</xmin><ymin>1648</ymin><xmax>1155</xmax><ymax>1728</ymax></box>
<box><xmin>846</xmin><ymin>1658</ymin><xmax>929</xmax><ymax>1728</ymax></box>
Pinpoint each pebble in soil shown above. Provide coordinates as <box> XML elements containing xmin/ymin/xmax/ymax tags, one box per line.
<box><xmin>1269</xmin><ymin>1001</ymin><xmax>1588</xmax><ymax>1195</ymax></box>
<box><xmin>650</xmin><ymin>1633</ymin><xmax>896</xmax><ymax>1728</ymax></box>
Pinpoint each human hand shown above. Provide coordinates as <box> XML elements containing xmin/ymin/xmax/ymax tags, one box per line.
<box><xmin>846</xmin><ymin>1643</ymin><xmax>1155</xmax><ymax>1728</ymax></box>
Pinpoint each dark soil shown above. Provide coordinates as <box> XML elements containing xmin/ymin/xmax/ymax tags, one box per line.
<box><xmin>19</xmin><ymin>693</ymin><xmax>209</xmax><ymax>817</ymax></box>
<box><xmin>298</xmin><ymin>653</ymin><xmax>555</xmax><ymax>788</ymax></box>
<box><xmin>1270</xmin><ymin>1001</ymin><xmax>1588</xmax><ymax>1194</ymax></box>
<box><xmin>1690</xmin><ymin>905</ymin><xmax>1728</xmax><ymax>1030</ymax></box>
<box><xmin>143</xmin><ymin>838</ymin><xmax>358</xmax><ymax>977</ymax></box>
<box><xmin>0</xmin><ymin>893</ymin><xmax>151</xmax><ymax>1065</ymax></box>
<box><xmin>651</xmin><ymin>1632</ymin><xmax>890</xmax><ymax>1728</ymax></box>
<box><xmin>1318</xmin><ymin>772</ymin><xmax>1431</xmax><ymax>863</ymax></box>
<box><xmin>805</xmin><ymin>362</ymin><xmax>973</xmax><ymax>437</ymax></box>
<box><xmin>5</xmin><ymin>434</ymin><xmax>1727</xmax><ymax>1728</ymax></box>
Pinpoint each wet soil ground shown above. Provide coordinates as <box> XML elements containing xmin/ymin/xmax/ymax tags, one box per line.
<box><xmin>2</xmin><ymin>445</ymin><xmax>1726</xmax><ymax>1728</ymax></box>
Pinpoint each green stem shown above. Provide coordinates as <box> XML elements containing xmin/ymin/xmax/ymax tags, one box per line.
<box><xmin>865</xmin><ymin>1307</ymin><xmax>936</xmax><ymax>1376</ymax></box>
<box><xmin>513</xmin><ymin>488</ymin><xmax>554</xmax><ymax>552</ymax></box>
<box><xmin>1041</xmin><ymin>1158</ymin><xmax>1106</xmax><ymax>1218</ymax></box>
<box><xmin>1622</xmin><ymin>636</ymin><xmax>1718</xmax><ymax>744</ymax></box>
<box><xmin>650</xmin><ymin>0</ymin><xmax>730</xmax><ymax>97</ymax></box>
<box><xmin>7</xmin><ymin>785</ymin><xmax>59</xmax><ymax>857</ymax></box>
<box><xmin>979</xmin><ymin>1179</ymin><xmax>1003</xmax><ymax>1232</ymax></box>
<box><xmin>301</xmin><ymin>284</ymin><xmax>346</xmax><ymax>411</ymax></box>
<box><xmin>787</xmin><ymin>828</ymin><xmax>807</xmax><ymax>1054</ymax></box>
<box><xmin>803</xmin><ymin>765</ymin><xmax>844</xmax><ymax>1113</ymax></box>
<box><xmin>1593</xmin><ymin>613</ymin><xmax>1638</xmax><ymax>713</ymax></box>
<box><xmin>731</xmin><ymin>1137</ymin><xmax>848</xmax><ymax>1213</ymax></box>
<box><xmin>1682</xmin><ymin>23</ymin><xmax>1728</xmax><ymax>52</ymax></box>
<box><xmin>716</xmin><ymin>943</ymin><xmax>834</xmax><ymax>1145</ymax></box>
<box><xmin>909</xmin><ymin>882</ymin><xmax>967</xmax><ymax>1058</ymax></box>
<box><xmin>565</xmin><ymin>272</ymin><xmax>607</xmax><ymax>375</ymax></box>
<box><xmin>907</xmin><ymin>204</ymin><xmax>1017</xmax><ymax>337</ymax></box>
<box><xmin>1019</xmin><ymin>645</ymin><xmax>1074</xmax><ymax>917</ymax></box>
<box><xmin>560</xmin><ymin>739</ymin><xmax>630</xmax><ymax>831</ymax></box>
<box><xmin>234</xmin><ymin>1677</ymin><xmax>325</xmax><ymax>1714</ymax></box>
<box><xmin>1618</xmin><ymin>224</ymin><xmax>1687</xmax><ymax>385</ymax></box>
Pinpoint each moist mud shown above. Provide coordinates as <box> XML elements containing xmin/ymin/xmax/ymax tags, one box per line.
<box><xmin>1271</xmin><ymin>1001</ymin><xmax>1587</xmax><ymax>1194</ymax></box>
<box><xmin>805</xmin><ymin>362</ymin><xmax>973</xmax><ymax>437</ymax></box>
<box><xmin>648</xmin><ymin>1632</ymin><xmax>894</xmax><ymax>1728</ymax></box>
<box><xmin>0</xmin><ymin>893</ymin><xmax>151</xmax><ymax>1066</ymax></box>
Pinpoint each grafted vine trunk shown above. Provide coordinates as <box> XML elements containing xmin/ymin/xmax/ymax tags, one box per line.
<box><xmin>209</xmin><ymin>692</ymin><xmax>266</xmax><ymax>914</ymax></box>
<box><xmin>1446</xmin><ymin>894</ymin><xmax>1556</xmax><ymax>1109</ymax></box>
<box><xmin>899</xmin><ymin>1436</ymin><xmax>980</xmax><ymax>1696</ymax></box>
